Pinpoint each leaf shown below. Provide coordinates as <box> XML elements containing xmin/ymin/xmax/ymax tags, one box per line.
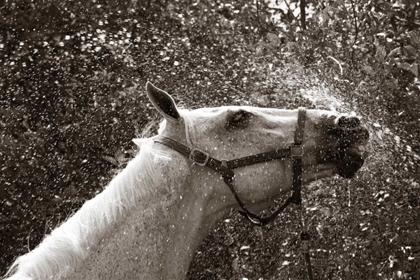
<box><xmin>320</xmin><ymin>207</ymin><xmax>331</xmax><ymax>217</ymax></box>
<box><xmin>321</xmin><ymin>6</ymin><xmax>332</xmax><ymax>22</ymax></box>
<box><xmin>266</xmin><ymin>32</ymin><xmax>281</xmax><ymax>48</ymax></box>
<box><xmin>388</xmin><ymin>47</ymin><xmax>401</xmax><ymax>57</ymax></box>
<box><xmin>285</xmin><ymin>42</ymin><xmax>300</xmax><ymax>52</ymax></box>
<box><xmin>396</xmin><ymin>62</ymin><xmax>418</xmax><ymax>77</ymax></box>
<box><xmin>407</xmin><ymin>30</ymin><xmax>420</xmax><ymax>46</ymax></box>
<box><xmin>403</xmin><ymin>45</ymin><xmax>418</xmax><ymax>58</ymax></box>
<box><xmin>375</xmin><ymin>45</ymin><xmax>387</xmax><ymax>62</ymax></box>
<box><xmin>376</xmin><ymin>130</ymin><xmax>383</xmax><ymax>140</ymax></box>
<box><xmin>102</xmin><ymin>155</ymin><xmax>118</xmax><ymax>166</ymax></box>
<box><xmin>363</xmin><ymin>65</ymin><xmax>374</xmax><ymax>76</ymax></box>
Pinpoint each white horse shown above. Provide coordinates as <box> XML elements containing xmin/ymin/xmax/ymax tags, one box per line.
<box><xmin>4</xmin><ymin>82</ymin><xmax>369</xmax><ymax>280</ymax></box>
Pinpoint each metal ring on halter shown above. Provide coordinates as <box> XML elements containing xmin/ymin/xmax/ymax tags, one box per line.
<box><xmin>189</xmin><ymin>148</ymin><xmax>210</xmax><ymax>166</ymax></box>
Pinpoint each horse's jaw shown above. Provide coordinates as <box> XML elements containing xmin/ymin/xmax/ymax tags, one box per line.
<box><xmin>303</xmin><ymin>163</ymin><xmax>338</xmax><ymax>183</ymax></box>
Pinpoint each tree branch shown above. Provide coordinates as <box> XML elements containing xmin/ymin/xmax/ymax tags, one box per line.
<box><xmin>349</xmin><ymin>0</ymin><xmax>359</xmax><ymax>65</ymax></box>
<box><xmin>350</xmin><ymin>0</ymin><xmax>359</xmax><ymax>43</ymax></box>
<box><xmin>300</xmin><ymin>0</ymin><xmax>306</xmax><ymax>30</ymax></box>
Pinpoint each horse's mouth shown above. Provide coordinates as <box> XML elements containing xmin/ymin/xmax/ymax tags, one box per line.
<box><xmin>326</xmin><ymin>115</ymin><xmax>370</xmax><ymax>178</ymax></box>
<box><xmin>335</xmin><ymin>146</ymin><xmax>365</xmax><ymax>178</ymax></box>
<box><xmin>318</xmin><ymin>144</ymin><xmax>368</xmax><ymax>179</ymax></box>
<box><xmin>318</xmin><ymin>146</ymin><xmax>365</xmax><ymax>178</ymax></box>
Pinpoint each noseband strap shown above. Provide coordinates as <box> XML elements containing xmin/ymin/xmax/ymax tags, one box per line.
<box><xmin>154</xmin><ymin>107</ymin><xmax>307</xmax><ymax>226</ymax></box>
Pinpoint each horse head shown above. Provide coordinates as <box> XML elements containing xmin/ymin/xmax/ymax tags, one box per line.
<box><xmin>147</xmin><ymin>82</ymin><xmax>369</xmax><ymax>216</ymax></box>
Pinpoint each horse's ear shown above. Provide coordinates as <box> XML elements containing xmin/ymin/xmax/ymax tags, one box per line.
<box><xmin>146</xmin><ymin>82</ymin><xmax>181</xmax><ymax>121</ymax></box>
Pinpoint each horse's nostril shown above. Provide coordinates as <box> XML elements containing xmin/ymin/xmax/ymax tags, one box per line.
<box><xmin>337</xmin><ymin>116</ymin><xmax>361</xmax><ymax>129</ymax></box>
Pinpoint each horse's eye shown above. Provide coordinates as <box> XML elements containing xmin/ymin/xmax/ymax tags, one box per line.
<box><xmin>226</xmin><ymin>110</ymin><xmax>254</xmax><ymax>129</ymax></box>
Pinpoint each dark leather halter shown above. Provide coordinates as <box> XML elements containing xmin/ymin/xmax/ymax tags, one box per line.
<box><xmin>154</xmin><ymin>107</ymin><xmax>307</xmax><ymax>226</ymax></box>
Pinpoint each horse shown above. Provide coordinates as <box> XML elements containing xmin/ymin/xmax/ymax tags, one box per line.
<box><xmin>3</xmin><ymin>82</ymin><xmax>369</xmax><ymax>280</ymax></box>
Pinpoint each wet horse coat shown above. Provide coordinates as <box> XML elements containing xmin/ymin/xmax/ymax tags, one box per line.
<box><xmin>4</xmin><ymin>82</ymin><xmax>369</xmax><ymax>280</ymax></box>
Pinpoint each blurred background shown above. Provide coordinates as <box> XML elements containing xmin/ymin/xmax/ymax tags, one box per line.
<box><xmin>1</xmin><ymin>0</ymin><xmax>419</xmax><ymax>279</ymax></box>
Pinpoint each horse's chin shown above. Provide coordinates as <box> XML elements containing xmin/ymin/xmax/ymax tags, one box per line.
<box><xmin>336</xmin><ymin>146</ymin><xmax>365</xmax><ymax>178</ymax></box>
<box><xmin>319</xmin><ymin>146</ymin><xmax>365</xmax><ymax>179</ymax></box>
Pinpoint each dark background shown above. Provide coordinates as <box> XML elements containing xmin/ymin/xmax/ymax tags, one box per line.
<box><xmin>1</xmin><ymin>0</ymin><xmax>419</xmax><ymax>279</ymax></box>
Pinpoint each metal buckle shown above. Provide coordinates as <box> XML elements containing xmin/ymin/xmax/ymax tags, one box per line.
<box><xmin>290</xmin><ymin>145</ymin><xmax>304</xmax><ymax>158</ymax></box>
<box><xmin>189</xmin><ymin>148</ymin><xmax>210</xmax><ymax>166</ymax></box>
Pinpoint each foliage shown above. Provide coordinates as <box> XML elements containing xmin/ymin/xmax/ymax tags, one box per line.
<box><xmin>263</xmin><ymin>0</ymin><xmax>420</xmax><ymax>144</ymax></box>
<box><xmin>0</xmin><ymin>0</ymin><xmax>419</xmax><ymax>279</ymax></box>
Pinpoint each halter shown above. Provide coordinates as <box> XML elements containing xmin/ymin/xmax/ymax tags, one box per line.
<box><xmin>154</xmin><ymin>107</ymin><xmax>307</xmax><ymax>227</ymax></box>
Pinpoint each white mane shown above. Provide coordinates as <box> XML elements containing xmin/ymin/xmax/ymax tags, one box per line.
<box><xmin>4</xmin><ymin>138</ymin><xmax>173</xmax><ymax>280</ymax></box>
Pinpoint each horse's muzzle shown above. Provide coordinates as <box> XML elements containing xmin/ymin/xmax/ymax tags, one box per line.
<box><xmin>323</xmin><ymin>115</ymin><xmax>370</xmax><ymax>178</ymax></box>
<box><xmin>336</xmin><ymin>116</ymin><xmax>369</xmax><ymax>178</ymax></box>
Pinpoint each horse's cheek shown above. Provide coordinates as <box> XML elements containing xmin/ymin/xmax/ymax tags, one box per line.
<box><xmin>234</xmin><ymin>161</ymin><xmax>292</xmax><ymax>198</ymax></box>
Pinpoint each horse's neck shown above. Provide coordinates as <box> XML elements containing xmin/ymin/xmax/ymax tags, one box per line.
<box><xmin>63</xmin><ymin>153</ymin><xmax>221</xmax><ymax>280</ymax></box>
<box><xmin>7</xmin><ymin>144</ymin><xmax>230</xmax><ymax>280</ymax></box>
<box><xmin>64</xmin><ymin>194</ymin><xmax>193</xmax><ymax>279</ymax></box>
